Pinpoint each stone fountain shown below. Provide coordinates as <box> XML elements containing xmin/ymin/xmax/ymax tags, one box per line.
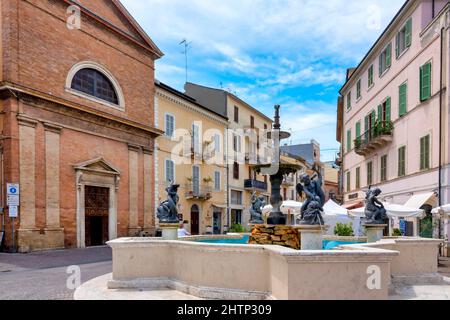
<box><xmin>249</xmin><ymin>105</ymin><xmax>328</xmax><ymax>250</ymax></box>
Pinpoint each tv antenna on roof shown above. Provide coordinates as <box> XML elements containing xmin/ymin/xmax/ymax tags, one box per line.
<box><xmin>179</xmin><ymin>39</ymin><xmax>192</xmax><ymax>84</ymax></box>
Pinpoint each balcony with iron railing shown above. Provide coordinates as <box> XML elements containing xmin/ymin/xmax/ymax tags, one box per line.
<box><xmin>185</xmin><ymin>184</ymin><xmax>213</xmax><ymax>201</ymax></box>
<box><xmin>354</xmin><ymin>121</ymin><xmax>394</xmax><ymax>157</ymax></box>
<box><xmin>244</xmin><ymin>179</ymin><xmax>268</xmax><ymax>192</ymax></box>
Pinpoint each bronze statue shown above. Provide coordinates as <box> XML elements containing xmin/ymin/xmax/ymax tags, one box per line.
<box><xmin>364</xmin><ymin>188</ymin><xmax>388</xmax><ymax>224</ymax></box>
<box><xmin>156</xmin><ymin>181</ymin><xmax>180</xmax><ymax>223</ymax></box>
<box><xmin>296</xmin><ymin>165</ymin><xmax>325</xmax><ymax>225</ymax></box>
<box><xmin>249</xmin><ymin>192</ymin><xmax>266</xmax><ymax>224</ymax></box>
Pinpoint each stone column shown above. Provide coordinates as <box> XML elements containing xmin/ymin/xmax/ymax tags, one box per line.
<box><xmin>44</xmin><ymin>123</ymin><xmax>62</xmax><ymax>228</ymax></box>
<box><xmin>43</xmin><ymin>123</ymin><xmax>65</xmax><ymax>249</ymax></box>
<box><xmin>18</xmin><ymin>116</ymin><xmax>37</xmax><ymax>229</ymax></box>
<box><xmin>17</xmin><ymin>116</ymin><xmax>37</xmax><ymax>252</ymax></box>
<box><xmin>143</xmin><ymin>147</ymin><xmax>154</xmax><ymax>234</ymax></box>
<box><xmin>128</xmin><ymin>144</ymin><xmax>140</xmax><ymax>236</ymax></box>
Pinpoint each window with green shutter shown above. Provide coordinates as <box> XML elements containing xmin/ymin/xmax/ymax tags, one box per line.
<box><xmin>367</xmin><ymin>161</ymin><xmax>373</xmax><ymax>186</ymax></box>
<box><xmin>420</xmin><ymin>135</ymin><xmax>430</xmax><ymax>170</ymax></box>
<box><xmin>356</xmin><ymin>167</ymin><xmax>361</xmax><ymax>189</ymax></box>
<box><xmin>355</xmin><ymin>121</ymin><xmax>361</xmax><ymax>146</ymax></box>
<box><xmin>420</xmin><ymin>62</ymin><xmax>431</xmax><ymax>101</ymax></box>
<box><xmin>357</xmin><ymin>80</ymin><xmax>361</xmax><ymax>99</ymax></box>
<box><xmin>398</xmin><ymin>146</ymin><xmax>406</xmax><ymax>177</ymax></box>
<box><xmin>346</xmin><ymin>171</ymin><xmax>351</xmax><ymax>192</ymax></box>
<box><xmin>368</xmin><ymin>65</ymin><xmax>374</xmax><ymax>87</ymax></box>
<box><xmin>347</xmin><ymin>92</ymin><xmax>351</xmax><ymax>110</ymax></box>
<box><xmin>379</xmin><ymin>43</ymin><xmax>392</xmax><ymax>76</ymax></box>
<box><xmin>381</xmin><ymin>155</ymin><xmax>387</xmax><ymax>182</ymax></box>
<box><xmin>347</xmin><ymin>129</ymin><xmax>352</xmax><ymax>153</ymax></box>
<box><xmin>399</xmin><ymin>82</ymin><xmax>408</xmax><ymax>116</ymax></box>
<box><xmin>396</xmin><ymin>18</ymin><xmax>412</xmax><ymax>59</ymax></box>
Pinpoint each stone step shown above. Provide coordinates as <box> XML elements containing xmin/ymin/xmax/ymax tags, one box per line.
<box><xmin>439</xmin><ymin>258</ymin><xmax>450</xmax><ymax>267</ymax></box>
<box><xmin>391</xmin><ymin>273</ymin><xmax>444</xmax><ymax>286</ymax></box>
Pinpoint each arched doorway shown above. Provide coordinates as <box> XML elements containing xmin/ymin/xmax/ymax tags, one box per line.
<box><xmin>190</xmin><ymin>205</ymin><xmax>200</xmax><ymax>235</ymax></box>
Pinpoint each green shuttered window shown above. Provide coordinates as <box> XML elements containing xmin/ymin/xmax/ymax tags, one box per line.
<box><xmin>396</xmin><ymin>18</ymin><xmax>412</xmax><ymax>58</ymax></box>
<box><xmin>381</xmin><ymin>155</ymin><xmax>387</xmax><ymax>182</ymax></box>
<box><xmin>399</xmin><ymin>83</ymin><xmax>407</xmax><ymax>116</ymax></box>
<box><xmin>398</xmin><ymin>146</ymin><xmax>406</xmax><ymax>177</ymax></box>
<box><xmin>379</xmin><ymin>43</ymin><xmax>392</xmax><ymax>76</ymax></box>
<box><xmin>420</xmin><ymin>135</ymin><xmax>430</xmax><ymax>171</ymax></box>
<box><xmin>346</xmin><ymin>171</ymin><xmax>351</xmax><ymax>192</ymax></box>
<box><xmin>367</xmin><ymin>161</ymin><xmax>373</xmax><ymax>186</ymax></box>
<box><xmin>347</xmin><ymin>130</ymin><xmax>352</xmax><ymax>153</ymax></box>
<box><xmin>368</xmin><ymin>65</ymin><xmax>374</xmax><ymax>87</ymax></box>
<box><xmin>420</xmin><ymin>62</ymin><xmax>431</xmax><ymax>101</ymax></box>
<box><xmin>356</xmin><ymin>167</ymin><xmax>361</xmax><ymax>189</ymax></box>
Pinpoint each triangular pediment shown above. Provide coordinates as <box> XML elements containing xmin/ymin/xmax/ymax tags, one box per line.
<box><xmin>74</xmin><ymin>157</ymin><xmax>121</xmax><ymax>175</ymax></box>
<box><xmin>66</xmin><ymin>0</ymin><xmax>163</xmax><ymax>58</ymax></box>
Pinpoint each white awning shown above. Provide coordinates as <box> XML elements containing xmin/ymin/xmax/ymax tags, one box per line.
<box><xmin>263</xmin><ymin>201</ymin><xmax>303</xmax><ymax>215</ymax></box>
<box><xmin>323</xmin><ymin>199</ymin><xmax>349</xmax><ymax>217</ymax></box>
<box><xmin>212</xmin><ymin>204</ymin><xmax>227</xmax><ymax>209</ymax></box>
<box><xmin>404</xmin><ymin>192</ymin><xmax>437</xmax><ymax>209</ymax></box>
<box><xmin>349</xmin><ymin>202</ymin><xmax>425</xmax><ymax>219</ymax></box>
<box><xmin>432</xmin><ymin>204</ymin><xmax>450</xmax><ymax>217</ymax></box>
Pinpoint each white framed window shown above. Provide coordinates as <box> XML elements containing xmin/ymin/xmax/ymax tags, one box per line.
<box><xmin>165</xmin><ymin>159</ymin><xmax>175</xmax><ymax>183</ymax></box>
<box><xmin>66</xmin><ymin>61</ymin><xmax>125</xmax><ymax>110</ymax></box>
<box><xmin>233</xmin><ymin>134</ymin><xmax>242</xmax><ymax>152</ymax></box>
<box><xmin>214</xmin><ymin>134</ymin><xmax>221</xmax><ymax>154</ymax></box>
<box><xmin>165</xmin><ymin>113</ymin><xmax>175</xmax><ymax>137</ymax></box>
<box><xmin>214</xmin><ymin>171</ymin><xmax>221</xmax><ymax>191</ymax></box>
<box><xmin>192</xmin><ymin>123</ymin><xmax>200</xmax><ymax>154</ymax></box>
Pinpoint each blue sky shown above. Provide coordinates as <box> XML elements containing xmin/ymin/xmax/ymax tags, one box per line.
<box><xmin>122</xmin><ymin>0</ymin><xmax>406</xmax><ymax>161</ymax></box>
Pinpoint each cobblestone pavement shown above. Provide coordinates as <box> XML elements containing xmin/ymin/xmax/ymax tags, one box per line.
<box><xmin>0</xmin><ymin>246</ymin><xmax>112</xmax><ymax>300</ymax></box>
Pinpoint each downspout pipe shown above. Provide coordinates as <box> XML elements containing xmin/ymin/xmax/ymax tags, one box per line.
<box><xmin>439</xmin><ymin>26</ymin><xmax>444</xmax><ymax>208</ymax></box>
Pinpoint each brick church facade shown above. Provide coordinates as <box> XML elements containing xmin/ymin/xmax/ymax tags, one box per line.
<box><xmin>0</xmin><ymin>0</ymin><xmax>163</xmax><ymax>252</ymax></box>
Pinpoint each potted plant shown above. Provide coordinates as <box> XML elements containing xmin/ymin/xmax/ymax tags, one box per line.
<box><xmin>203</xmin><ymin>176</ymin><xmax>213</xmax><ymax>184</ymax></box>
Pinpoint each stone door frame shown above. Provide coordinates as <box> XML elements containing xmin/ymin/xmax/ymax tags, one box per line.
<box><xmin>74</xmin><ymin>158</ymin><xmax>120</xmax><ymax>248</ymax></box>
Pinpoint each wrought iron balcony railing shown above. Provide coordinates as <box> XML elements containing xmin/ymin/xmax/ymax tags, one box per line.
<box><xmin>244</xmin><ymin>179</ymin><xmax>268</xmax><ymax>191</ymax></box>
<box><xmin>354</xmin><ymin>121</ymin><xmax>394</xmax><ymax>157</ymax></box>
<box><xmin>185</xmin><ymin>184</ymin><xmax>213</xmax><ymax>200</ymax></box>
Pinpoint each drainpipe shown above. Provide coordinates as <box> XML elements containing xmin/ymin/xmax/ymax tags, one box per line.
<box><xmin>438</xmin><ymin>25</ymin><xmax>445</xmax><ymax>239</ymax></box>
<box><xmin>226</xmin><ymin>126</ymin><xmax>230</xmax><ymax>232</ymax></box>
<box><xmin>433</xmin><ymin>0</ymin><xmax>436</xmax><ymax>19</ymax></box>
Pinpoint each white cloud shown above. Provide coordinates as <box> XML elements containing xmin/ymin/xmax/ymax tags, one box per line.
<box><xmin>121</xmin><ymin>0</ymin><xmax>405</xmax><ymax>161</ymax></box>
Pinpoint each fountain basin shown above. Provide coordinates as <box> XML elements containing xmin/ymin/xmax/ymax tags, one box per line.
<box><xmin>106</xmin><ymin>237</ymin><xmax>400</xmax><ymax>300</ymax></box>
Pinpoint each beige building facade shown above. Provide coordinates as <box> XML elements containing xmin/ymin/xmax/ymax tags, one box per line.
<box><xmin>185</xmin><ymin>83</ymin><xmax>273</xmax><ymax>229</ymax></box>
<box><xmin>155</xmin><ymin>82</ymin><xmax>228</xmax><ymax>235</ymax></box>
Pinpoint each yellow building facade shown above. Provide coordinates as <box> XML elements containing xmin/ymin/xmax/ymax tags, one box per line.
<box><xmin>155</xmin><ymin>82</ymin><xmax>228</xmax><ymax>235</ymax></box>
<box><xmin>225</xmin><ymin>95</ymin><xmax>273</xmax><ymax>228</ymax></box>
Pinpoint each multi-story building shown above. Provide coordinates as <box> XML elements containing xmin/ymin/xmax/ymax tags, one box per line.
<box><xmin>0</xmin><ymin>0</ymin><xmax>163</xmax><ymax>252</ymax></box>
<box><xmin>185</xmin><ymin>83</ymin><xmax>273</xmax><ymax>228</ymax></box>
<box><xmin>337</xmin><ymin>0</ymin><xmax>450</xmax><ymax>238</ymax></box>
<box><xmin>154</xmin><ymin>81</ymin><xmax>228</xmax><ymax>235</ymax></box>
<box><xmin>323</xmin><ymin>162</ymin><xmax>341</xmax><ymax>203</ymax></box>
<box><xmin>280</xmin><ymin>153</ymin><xmax>308</xmax><ymax>200</ymax></box>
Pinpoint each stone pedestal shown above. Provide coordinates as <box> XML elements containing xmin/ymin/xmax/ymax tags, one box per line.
<box><xmin>249</xmin><ymin>225</ymin><xmax>300</xmax><ymax>250</ymax></box>
<box><xmin>160</xmin><ymin>223</ymin><xmax>179</xmax><ymax>240</ymax></box>
<box><xmin>364</xmin><ymin>224</ymin><xmax>387</xmax><ymax>243</ymax></box>
<box><xmin>297</xmin><ymin>225</ymin><xmax>329</xmax><ymax>250</ymax></box>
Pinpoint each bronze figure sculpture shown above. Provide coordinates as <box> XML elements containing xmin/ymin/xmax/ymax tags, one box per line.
<box><xmin>296</xmin><ymin>165</ymin><xmax>325</xmax><ymax>225</ymax></box>
<box><xmin>156</xmin><ymin>181</ymin><xmax>180</xmax><ymax>223</ymax></box>
<box><xmin>364</xmin><ymin>188</ymin><xmax>388</xmax><ymax>224</ymax></box>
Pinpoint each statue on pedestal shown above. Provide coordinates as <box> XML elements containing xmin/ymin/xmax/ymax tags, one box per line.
<box><xmin>296</xmin><ymin>165</ymin><xmax>325</xmax><ymax>225</ymax></box>
<box><xmin>249</xmin><ymin>192</ymin><xmax>266</xmax><ymax>224</ymax></box>
<box><xmin>156</xmin><ymin>181</ymin><xmax>180</xmax><ymax>224</ymax></box>
<box><xmin>364</xmin><ymin>188</ymin><xmax>388</xmax><ymax>224</ymax></box>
